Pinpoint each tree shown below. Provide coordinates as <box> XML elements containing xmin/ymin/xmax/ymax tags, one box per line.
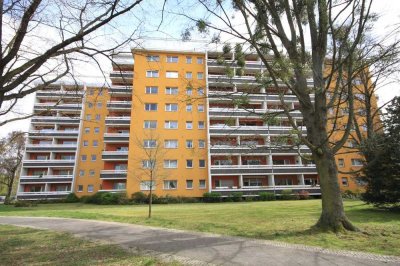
<box><xmin>361</xmin><ymin>97</ymin><xmax>400</xmax><ymax>209</ymax></box>
<box><xmin>0</xmin><ymin>0</ymin><xmax>145</xmax><ymax>126</ymax></box>
<box><xmin>0</xmin><ymin>131</ymin><xmax>25</xmax><ymax>204</ymax></box>
<box><xmin>178</xmin><ymin>0</ymin><xmax>400</xmax><ymax>231</ymax></box>
<box><xmin>133</xmin><ymin>132</ymin><xmax>168</xmax><ymax>218</ymax></box>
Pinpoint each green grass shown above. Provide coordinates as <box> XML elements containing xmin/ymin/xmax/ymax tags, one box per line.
<box><xmin>0</xmin><ymin>199</ymin><xmax>399</xmax><ymax>256</ymax></box>
<box><xmin>0</xmin><ymin>225</ymin><xmax>178</xmax><ymax>266</ymax></box>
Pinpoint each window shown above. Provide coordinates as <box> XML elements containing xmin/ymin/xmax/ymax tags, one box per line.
<box><xmin>342</xmin><ymin>177</ymin><xmax>349</xmax><ymax>187</ymax></box>
<box><xmin>145</xmin><ymin>86</ymin><xmax>158</xmax><ymax>94</ymax></box>
<box><xmin>97</xmin><ymin>102</ymin><xmax>102</xmax><ymax>108</ymax></box>
<box><xmin>164</xmin><ymin>140</ymin><xmax>178</xmax><ymax>149</ymax></box>
<box><xmin>86</xmin><ymin>114</ymin><xmax>91</xmax><ymax>121</ymax></box>
<box><xmin>87</xmin><ymin>102</ymin><xmax>93</xmax><ymax>108</ymax></box>
<box><xmin>198</xmin><ymin>104</ymin><xmax>204</xmax><ymax>112</ymax></box>
<box><xmin>186</xmin><ymin>104</ymin><xmax>192</xmax><ymax>112</ymax></box>
<box><xmin>186</xmin><ymin>56</ymin><xmax>192</xmax><ymax>63</ymax></box>
<box><xmin>93</xmin><ymin>140</ymin><xmax>98</xmax><ymax>147</ymax></box>
<box><xmin>197</xmin><ymin>57</ymin><xmax>203</xmax><ymax>64</ymax></box>
<box><xmin>197</xmin><ymin>88</ymin><xmax>204</xmax><ymax>95</ymax></box>
<box><xmin>140</xmin><ymin>181</ymin><xmax>156</xmax><ymax>190</ymax></box>
<box><xmin>198</xmin><ymin>140</ymin><xmax>205</xmax><ymax>148</ymax></box>
<box><xmin>186</xmin><ymin>159</ymin><xmax>193</xmax><ymax>168</ymax></box>
<box><xmin>186</xmin><ymin>121</ymin><xmax>193</xmax><ymax>129</ymax></box>
<box><xmin>351</xmin><ymin>159</ymin><xmax>363</xmax><ymax>166</ymax></box>
<box><xmin>186</xmin><ymin>72</ymin><xmax>192</xmax><ymax>79</ymax></box>
<box><xmin>199</xmin><ymin>179</ymin><xmax>206</xmax><ymax>189</ymax></box>
<box><xmin>338</xmin><ymin>159</ymin><xmax>345</xmax><ymax>168</ymax></box>
<box><xmin>89</xmin><ymin>170</ymin><xmax>95</xmax><ymax>176</ymax></box>
<box><xmin>166</xmin><ymin>71</ymin><xmax>179</xmax><ymax>78</ymax></box>
<box><xmin>164</xmin><ymin>180</ymin><xmax>177</xmax><ymax>190</ymax></box>
<box><xmin>95</xmin><ymin>114</ymin><xmax>101</xmax><ymax>121</ymax></box>
<box><xmin>165</xmin><ymin>103</ymin><xmax>178</xmax><ymax>112</ymax></box>
<box><xmin>197</xmin><ymin>72</ymin><xmax>204</xmax><ymax>79</ymax></box>
<box><xmin>88</xmin><ymin>185</ymin><xmax>94</xmax><ymax>192</ymax></box>
<box><xmin>83</xmin><ymin>140</ymin><xmax>88</xmax><ymax>147</ymax></box>
<box><xmin>142</xmin><ymin>160</ymin><xmax>155</xmax><ymax>169</ymax></box>
<box><xmin>88</xmin><ymin>89</ymin><xmax>94</xmax><ymax>95</ymax></box>
<box><xmin>198</xmin><ymin>121</ymin><xmax>205</xmax><ymax>129</ymax></box>
<box><xmin>186</xmin><ymin>140</ymin><xmax>193</xmax><ymax>148</ymax></box>
<box><xmin>98</xmin><ymin>90</ymin><xmax>103</xmax><ymax>96</ymax></box>
<box><xmin>165</xmin><ymin>120</ymin><xmax>178</xmax><ymax>129</ymax></box>
<box><xmin>166</xmin><ymin>56</ymin><xmax>178</xmax><ymax>63</ymax></box>
<box><xmin>348</xmin><ymin>140</ymin><xmax>357</xmax><ymax>148</ymax></box>
<box><xmin>91</xmin><ymin>155</ymin><xmax>97</xmax><ymax>161</ymax></box>
<box><xmin>146</xmin><ymin>70</ymin><xmax>159</xmax><ymax>78</ymax></box>
<box><xmin>94</xmin><ymin>127</ymin><xmax>100</xmax><ymax>134</ymax></box>
<box><xmin>146</xmin><ymin>55</ymin><xmax>159</xmax><ymax>62</ymax></box>
<box><xmin>144</xmin><ymin>120</ymin><xmax>157</xmax><ymax>129</ymax></box>
<box><xmin>164</xmin><ymin>160</ymin><xmax>178</xmax><ymax>168</ymax></box>
<box><xmin>166</xmin><ymin>87</ymin><xmax>178</xmax><ymax>95</ymax></box>
<box><xmin>186</xmin><ymin>180</ymin><xmax>193</xmax><ymax>189</ymax></box>
<box><xmin>84</xmin><ymin>127</ymin><xmax>90</xmax><ymax>134</ymax></box>
<box><xmin>144</xmin><ymin>139</ymin><xmax>157</xmax><ymax>148</ymax></box>
<box><xmin>199</xmin><ymin>159</ymin><xmax>206</xmax><ymax>168</ymax></box>
<box><xmin>145</xmin><ymin>103</ymin><xmax>158</xmax><ymax>111</ymax></box>
<box><xmin>186</xmin><ymin>87</ymin><xmax>193</xmax><ymax>95</ymax></box>
<box><xmin>77</xmin><ymin>185</ymin><xmax>83</xmax><ymax>192</ymax></box>
<box><xmin>355</xmin><ymin>93</ymin><xmax>365</xmax><ymax>101</ymax></box>
<box><xmin>79</xmin><ymin>170</ymin><xmax>85</xmax><ymax>177</ymax></box>
<box><xmin>81</xmin><ymin>155</ymin><xmax>87</xmax><ymax>161</ymax></box>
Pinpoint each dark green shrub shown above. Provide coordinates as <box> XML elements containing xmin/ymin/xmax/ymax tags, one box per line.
<box><xmin>258</xmin><ymin>192</ymin><xmax>276</xmax><ymax>201</ymax></box>
<box><xmin>148</xmin><ymin>193</ymin><xmax>160</xmax><ymax>204</ymax></box>
<box><xmin>80</xmin><ymin>195</ymin><xmax>91</xmax><ymax>203</ymax></box>
<box><xmin>131</xmin><ymin>192</ymin><xmax>147</xmax><ymax>204</ymax></box>
<box><xmin>245</xmin><ymin>196</ymin><xmax>253</xmax><ymax>202</ymax></box>
<box><xmin>297</xmin><ymin>190</ymin><xmax>310</xmax><ymax>200</ymax></box>
<box><xmin>65</xmin><ymin>193</ymin><xmax>80</xmax><ymax>203</ymax></box>
<box><xmin>231</xmin><ymin>192</ymin><xmax>243</xmax><ymax>202</ymax></box>
<box><xmin>84</xmin><ymin>192</ymin><xmax>128</xmax><ymax>205</ymax></box>
<box><xmin>279</xmin><ymin>189</ymin><xmax>299</xmax><ymax>200</ymax></box>
<box><xmin>342</xmin><ymin>190</ymin><xmax>360</xmax><ymax>199</ymax></box>
<box><xmin>14</xmin><ymin>201</ymin><xmax>37</xmax><ymax>207</ymax></box>
<box><xmin>203</xmin><ymin>192</ymin><xmax>222</xmax><ymax>203</ymax></box>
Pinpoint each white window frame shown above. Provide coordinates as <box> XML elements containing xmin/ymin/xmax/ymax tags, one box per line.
<box><xmin>186</xmin><ymin>159</ymin><xmax>193</xmax><ymax>168</ymax></box>
<box><xmin>165</xmin><ymin>87</ymin><xmax>178</xmax><ymax>95</ymax></box>
<box><xmin>144</xmin><ymin>120</ymin><xmax>157</xmax><ymax>129</ymax></box>
<box><xmin>186</xmin><ymin>56</ymin><xmax>192</xmax><ymax>63</ymax></box>
<box><xmin>143</xmin><ymin>139</ymin><xmax>157</xmax><ymax>148</ymax></box>
<box><xmin>186</xmin><ymin>104</ymin><xmax>193</xmax><ymax>112</ymax></box>
<box><xmin>186</xmin><ymin>72</ymin><xmax>193</xmax><ymax>79</ymax></box>
<box><xmin>164</xmin><ymin>140</ymin><xmax>178</xmax><ymax>149</ymax></box>
<box><xmin>198</xmin><ymin>140</ymin><xmax>206</xmax><ymax>148</ymax></box>
<box><xmin>197</xmin><ymin>57</ymin><xmax>203</xmax><ymax>64</ymax></box>
<box><xmin>165</xmin><ymin>121</ymin><xmax>178</xmax><ymax>129</ymax></box>
<box><xmin>186</xmin><ymin>180</ymin><xmax>193</xmax><ymax>189</ymax></box>
<box><xmin>164</xmin><ymin>160</ymin><xmax>178</xmax><ymax>168</ymax></box>
<box><xmin>146</xmin><ymin>70</ymin><xmax>159</xmax><ymax>78</ymax></box>
<box><xmin>140</xmin><ymin>181</ymin><xmax>156</xmax><ymax>191</ymax></box>
<box><xmin>197</xmin><ymin>88</ymin><xmax>204</xmax><ymax>95</ymax></box>
<box><xmin>199</xmin><ymin>179</ymin><xmax>206</xmax><ymax>189</ymax></box>
<box><xmin>165</xmin><ymin>103</ymin><xmax>178</xmax><ymax>112</ymax></box>
<box><xmin>351</xmin><ymin>159</ymin><xmax>363</xmax><ymax>166</ymax></box>
<box><xmin>145</xmin><ymin>103</ymin><xmax>158</xmax><ymax>111</ymax></box>
<box><xmin>197</xmin><ymin>104</ymin><xmax>204</xmax><ymax>112</ymax></box>
<box><xmin>88</xmin><ymin>185</ymin><xmax>94</xmax><ymax>193</ymax></box>
<box><xmin>166</xmin><ymin>71</ymin><xmax>179</xmax><ymax>78</ymax></box>
<box><xmin>145</xmin><ymin>86</ymin><xmax>158</xmax><ymax>94</ymax></box>
<box><xmin>186</xmin><ymin>88</ymin><xmax>193</xmax><ymax>95</ymax></box>
<box><xmin>199</xmin><ymin>159</ymin><xmax>206</xmax><ymax>168</ymax></box>
<box><xmin>142</xmin><ymin>160</ymin><xmax>155</xmax><ymax>169</ymax></box>
<box><xmin>186</xmin><ymin>121</ymin><xmax>193</xmax><ymax>129</ymax></box>
<box><xmin>163</xmin><ymin>180</ymin><xmax>177</xmax><ymax>190</ymax></box>
<box><xmin>186</xmin><ymin>140</ymin><xmax>193</xmax><ymax>148</ymax></box>
<box><xmin>146</xmin><ymin>55</ymin><xmax>159</xmax><ymax>62</ymax></box>
<box><xmin>198</xmin><ymin>121</ymin><xmax>205</xmax><ymax>129</ymax></box>
<box><xmin>166</xmin><ymin>56</ymin><xmax>179</xmax><ymax>63</ymax></box>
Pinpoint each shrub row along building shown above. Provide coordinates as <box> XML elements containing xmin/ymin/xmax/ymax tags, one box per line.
<box><xmin>16</xmin><ymin>45</ymin><xmax>371</xmax><ymax>200</ymax></box>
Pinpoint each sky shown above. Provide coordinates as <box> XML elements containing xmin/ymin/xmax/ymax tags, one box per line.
<box><xmin>1</xmin><ymin>0</ymin><xmax>400</xmax><ymax>137</ymax></box>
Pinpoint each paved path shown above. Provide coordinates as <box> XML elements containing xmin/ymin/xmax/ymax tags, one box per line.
<box><xmin>0</xmin><ymin>216</ymin><xmax>399</xmax><ymax>266</ymax></box>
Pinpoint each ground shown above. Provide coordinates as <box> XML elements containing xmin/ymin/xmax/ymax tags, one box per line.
<box><xmin>0</xmin><ymin>224</ymin><xmax>178</xmax><ymax>265</ymax></box>
<box><xmin>0</xmin><ymin>199</ymin><xmax>399</xmax><ymax>256</ymax></box>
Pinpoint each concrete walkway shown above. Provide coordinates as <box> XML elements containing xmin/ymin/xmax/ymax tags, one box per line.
<box><xmin>0</xmin><ymin>216</ymin><xmax>399</xmax><ymax>266</ymax></box>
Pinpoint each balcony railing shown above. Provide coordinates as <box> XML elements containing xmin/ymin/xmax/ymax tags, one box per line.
<box><xmin>29</xmin><ymin>129</ymin><xmax>79</xmax><ymax>137</ymax></box>
<box><xmin>100</xmin><ymin>170</ymin><xmax>127</xmax><ymax>179</ymax></box>
<box><xmin>102</xmin><ymin>151</ymin><xmax>129</xmax><ymax>160</ymax></box>
<box><xmin>110</xmin><ymin>71</ymin><xmax>134</xmax><ymax>79</ymax></box>
<box><xmin>107</xmin><ymin>101</ymin><xmax>132</xmax><ymax>109</ymax></box>
<box><xmin>25</xmin><ymin>144</ymin><xmax>77</xmax><ymax>152</ymax></box>
<box><xmin>19</xmin><ymin>175</ymin><xmax>74</xmax><ymax>183</ymax></box>
<box><xmin>103</xmin><ymin>133</ymin><xmax>130</xmax><ymax>142</ymax></box>
<box><xmin>210</xmin><ymin>164</ymin><xmax>317</xmax><ymax>175</ymax></box>
<box><xmin>105</xmin><ymin>116</ymin><xmax>131</xmax><ymax>125</ymax></box>
<box><xmin>209</xmin><ymin>125</ymin><xmax>307</xmax><ymax>136</ymax></box>
<box><xmin>210</xmin><ymin>164</ymin><xmax>316</xmax><ymax>169</ymax></box>
<box><xmin>22</xmin><ymin>159</ymin><xmax>75</xmax><ymax>167</ymax></box>
<box><xmin>109</xmin><ymin>86</ymin><xmax>133</xmax><ymax>95</ymax></box>
<box><xmin>31</xmin><ymin>116</ymin><xmax>81</xmax><ymax>124</ymax></box>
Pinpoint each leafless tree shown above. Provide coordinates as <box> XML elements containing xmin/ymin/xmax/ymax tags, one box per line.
<box><xmin>0</xmin><ymin>131</ymin><xmax>25</xmax><ymax>204</ymax></box>
<box><xmin>176</xmin><ymin>0</ymin><xmax>400</xmax><ymax>231</ymax></box>
<box><xmin>0</xmin><ymin>0</ymin><xmax>146</xmax><ymax>126</ymax></box>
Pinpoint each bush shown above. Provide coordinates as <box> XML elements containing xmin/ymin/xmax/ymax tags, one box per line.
<box><xmin>279</xmin><ymin>189</ymin><xmax>299</xmax><ymax>200</ymax></box>
<box><xmin>65</xmin><ymin>193</ymin><xmax>80</xmax><ymax>203</ymax></box>
<box><xmin>14</xmin><ymin>201</ymin><xmax>37</xmax><ymax>207</ymax></box>
<box><xmin>258</xmin><ymin>192</ymin><xmax>276</xmax><ymax>201</ymax></box>
<box><xmin>230</xmin><ymin>192</ymin><xmax>243</xmax><ymax>202</ymax></box>
<box><xmin>245</xmin><ymin>196</ymin><xmax>253</xmax><ymax>202</ymax></box>
<box><xmin>203</xmin><ymin>192</ymin><xmax>222</xmax><ymax>203</ymax></box>
<box><xmin>131</xmin><ymin>192</ymin><xmax>147</xmax><ymax>204</ymax></box>
<box><xmin>297</xmin><ymin>190</ymin><xmax>310</xmax><ymax>200</ymax></box>
<box><xmin>84</xmin><ymin>192</ymin><xmax>128</xmax><ymax>205</ymax></box>
<box><xmin>342</xmin><ymin>190</ymin><xmax>360</xmax><ymax>199</ymax></box>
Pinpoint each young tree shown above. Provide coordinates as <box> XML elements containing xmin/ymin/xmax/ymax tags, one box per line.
<box><xmin>361</xmin><ymin>97</ymin><xmax>400</xmax><ymax>209</ymax></box>
<box><xmin>0</xmin><ymin>0</ymin><xmax>145</xmax><ymax>126</ymax></box>
<box><xmin>0</xmin><ymin>131</ymin><xmax>25</xmax><ymax>204</ymax></box>
<box><xmin>178</xmin><ymin>0</ymin><xmax>399</xmax><ymax>231</ymax></box>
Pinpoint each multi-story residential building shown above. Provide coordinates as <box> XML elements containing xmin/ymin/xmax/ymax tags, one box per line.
<box><xmin>16</xmin><ymin>44</ymin><xmax>372</xmax><ymax>200</ymax></box>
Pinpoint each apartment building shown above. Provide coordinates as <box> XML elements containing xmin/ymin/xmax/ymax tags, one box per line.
<box><xmin>16</xmin><ymin>45</ymin><xmax>370</xmax><ymax>200</ymax></box>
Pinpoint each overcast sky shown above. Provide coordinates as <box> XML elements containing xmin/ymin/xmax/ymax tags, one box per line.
<box><xmin>1</xmin><ymin>0</ymin><xmax>399</xmax><ymax>137</ymax></box>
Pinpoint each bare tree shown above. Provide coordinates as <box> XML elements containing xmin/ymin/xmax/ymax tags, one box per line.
<box><xmin>0</xmin><ymin>0</ymin><xmax>146</xmax><ymax>126</ymax></box>
<box><xmin>0</xmin><ymin>131</ymin><xmax>25</xmax><ymax>204</ymax></box>
<box><xmin>133</xmin><ymin>131</ymin><xmax>168</xmax><ymax>218</ymax></box>
<box><xmin>176</xmin><ymin>0</ymin><xmax>400</xmax><ymax>231</ymax></box>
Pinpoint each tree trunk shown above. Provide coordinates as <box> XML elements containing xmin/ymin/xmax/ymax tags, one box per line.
<box><xmin>313</xmin><ymin>143</ymin><xmax>358</xmax><ymax>232</ymax></box>
<box><xmin>148</xmin><ymin>188</ymin><xmax>152</xmax><ymax>219</ymax></box>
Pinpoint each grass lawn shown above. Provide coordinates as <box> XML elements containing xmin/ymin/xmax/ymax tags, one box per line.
<box><xmin>0</xmin><ymin>225</ymin><xmax>178</xmax><ymax>266</ymax></box>
<box><xmin>0</xmin><ymin>199</ymin><xmax>399</xmax><ymax>256</ymax></box>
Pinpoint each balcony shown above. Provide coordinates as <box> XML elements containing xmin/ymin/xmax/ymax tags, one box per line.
<box><xmin>29</xmin><ymin>129</ymin><xmax>79</xmax><ymax>138</ymax></box>
<box><xmin>19</xmin><ymin>175</ymin><xmax>74</xmax><ymax>184</ymax></box>
<box><xmin>98</xmin><ymin>188</ymin><xmax>126</xmax><ymax>193</ymax></box>
<box><xmin>209</xmin><ymin>125</ymin><xmax>307</xmax><ymax>136</ymax></box>
<box><xmin>16</xmin><ymin>191</ymin><xmax>71</xmax><ymax>200</ymax></box>
<box><xmin>208</xmin><ymin>108</ymin><xmax>303</xmax><ymax>119</ymax></box>
<box><xmin>210</xmin><ymin>164</ymin><xmax>317</xmax><ymax>175</ymax></box>
<box><xmin>31</xmin><ymin>116</ymin><xmax>81</xmax><ymax>124</ymax></box>
<box><xmin>34</xmin><ymin>103</ymin><xmax>82</xmax><ymax>112</ymax></box>
<box><xmin>107</xmin><ymin>101</ymin><xmax>132</xmax><ymax>110</ymax></box>
<box><xmin>26</xmin><ymin>144</ymin><xmax>77</xmax><ymax>152</ymax></box>
<box><xmin>103</xmin><ymin>133</ymin><xmax>130</xmax><ymax>143</ymax></box>
<box><xmin>100</xmin><ymin>170</ymin><xmax>127</xmax><ymax>179</ymax></box>
<box><xmin>109</xmin><ymin>86</ymin><xmax>133</xmax><ymax>95</ymax></box>
<box><xmin>22</xmin><ymin>159</ymin><xmax>75</xmax><ymax>167</ymax></box>
<box><xmin>210</xmin><ymin>145</ymin><xmax>311</xmax><ymax>155</ymax></box>
<box><xmin>102</xmin><ymin>151</ymin><xmax>129</xmax><ymax>161</ymax></box>
<box><xmin>211</xmin><ymin>185</ymin><xmax>321</xmax><ymax>196</ymax></box>
<box><xmin>36</xmin><ymin>90</ymin><xmax>84</xmax><ymax>99</ymax></box>
<box><xmin>208</xmin><ymin>74</ymin><xmax>314</xmax><ymax>87</ymax></box>
<box><xmin>105</xmin><ymin>116</ymin><xmax>131</xmax><ymax>126</ymax></box>
<box><xmin>208</xmin><ymin>91</ymin><xmax>309</xmax><ymax>103</ymax></box>
<box><xmin>207</xmin><ymin>59</ymin><xmax>266</xmax><ymax>69</ymax></box>
<box><xmin>109</xmin><ymin>71</ymin><xmax>134</xmax><ymax>82</ymax></box>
